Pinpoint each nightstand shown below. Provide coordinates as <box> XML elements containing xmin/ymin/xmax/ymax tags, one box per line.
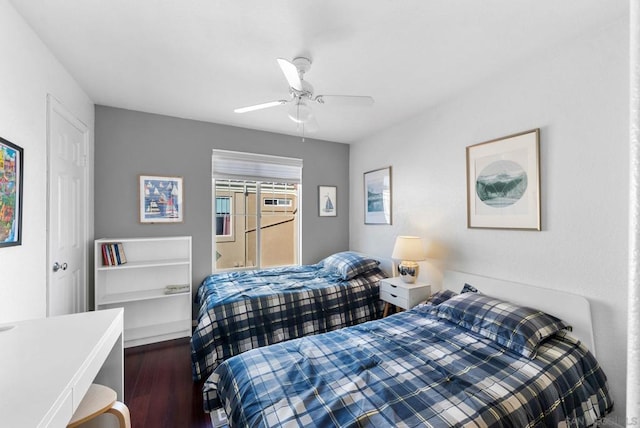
<box><xmin>380</xmin><ymin>277</ymin><xmax>431</xmax><ymax>317</ymax></box>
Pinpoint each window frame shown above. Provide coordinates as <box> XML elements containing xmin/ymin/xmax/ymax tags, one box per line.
<box><xmin>211</xmin><ymin>149</ymin><xmax>302</xmax><ymax>272</ymax></box>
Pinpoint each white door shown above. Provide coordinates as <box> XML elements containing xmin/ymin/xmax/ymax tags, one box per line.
<box><xmin>47</xmin><ymin>95</ymin><xmax>89</xmax><ymax>316</ymax></box>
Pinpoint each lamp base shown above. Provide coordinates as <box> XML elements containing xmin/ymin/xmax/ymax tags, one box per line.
<box><xmin>398</xmin><ymin>261</ymin><xmax>419</xmax><ymax>283</ymax></box>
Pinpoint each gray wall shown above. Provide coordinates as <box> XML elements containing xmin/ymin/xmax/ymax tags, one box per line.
<box><xmin>95</xmin><ymin>106</ymin><xmax>350</xmax><ymax>291</ymax></box>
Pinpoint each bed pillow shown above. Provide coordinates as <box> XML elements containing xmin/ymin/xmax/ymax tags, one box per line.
<box><xmin>460</xmin><ymin>283</ymin><xmax>480</xmax><ymax>294</ymax></box>
<box><xmin>321</xmin><ymin>251</ymin><xmax>380</xmax><ymax>280</ymax></box>
<box><xmin>430</xmin><ymin>292</ymin><xmax>570</xmax><ymax>359</ymax></box>
<box><xmin>424</xmin><ymin>289</ymin><xmax>458</xmax><ymax>306</ymax></box>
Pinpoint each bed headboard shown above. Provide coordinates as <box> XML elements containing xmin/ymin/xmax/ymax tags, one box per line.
<box><xmin>443</xmin><ymin>270</ymin><xmax>596</xmax><ymax>355</ymax></box>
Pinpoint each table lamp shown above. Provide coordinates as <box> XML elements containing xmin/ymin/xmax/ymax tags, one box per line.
<box><xmin>391</xmin><ymin>236</ymin><xmax>425</xmax><ymax>283</ymax></box>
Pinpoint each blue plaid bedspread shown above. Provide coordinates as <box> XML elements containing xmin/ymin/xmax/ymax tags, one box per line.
<box><xmin>191</xmin><ymin>264</ymin><xmax>386</xmax><ymax>381</ymax></box>
<box><xmin>204</xmin><ymin>304</ymin><xmax>612</xmax><ymax>427</ymax></box>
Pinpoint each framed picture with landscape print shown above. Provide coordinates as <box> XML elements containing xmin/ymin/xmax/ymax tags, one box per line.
<box><xmin>139</xmin><ymin>174</ymin><xmax>184</xmax><ymax>224</ymax></box>
<box><xmin>364</xmin><ymin>166</ymin><xmax>392</xmax><ymax>225</ymax></box>
<box><xmin>0</xmin><ymin>137</ymin><xmax>23</xmax><ymax>247</ymax></box>
<box><xmin>466</xmin><ymin>129</ymin><xmax>540</xmax><ymax>230</ymax></box>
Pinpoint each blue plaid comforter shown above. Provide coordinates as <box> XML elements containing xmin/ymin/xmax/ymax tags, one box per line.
<box><xmin>191</xmin><ymin>264</ymin><xmax>386</xmax><ymax>381</ymax></box>
<box><xmin>205</xmin><ymin>304</ymin><xmax>612</xmax><ymax>427</ymax></box>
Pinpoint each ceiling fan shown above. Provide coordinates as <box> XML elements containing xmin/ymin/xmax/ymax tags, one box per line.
<box><xmin>234</xmin><ymin>57</ymin><xmax>374</xmax><ymax>131</ymax></box>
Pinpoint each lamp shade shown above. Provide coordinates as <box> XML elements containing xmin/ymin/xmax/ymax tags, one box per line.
<box><xmin>391</xmin><ymin>236</ymin><xmax>425</xmax><ymax>261</ymax></box>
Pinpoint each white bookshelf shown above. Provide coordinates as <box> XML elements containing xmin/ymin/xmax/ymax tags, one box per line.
<box><xmin>94</xmin><ymin>236</ymin><xmax>192</xmax><ymax>348</ymax></box>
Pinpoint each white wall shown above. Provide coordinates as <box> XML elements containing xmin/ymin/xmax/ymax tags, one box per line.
<box><xmin>0</xmin><ymin>0</ymin><xmax>94</xmax><ymax>322</ymax></box>
<box><xmin>350</xmin><ymin>18</ymin><xmax>629</xmax><ymax>422</ymax></box>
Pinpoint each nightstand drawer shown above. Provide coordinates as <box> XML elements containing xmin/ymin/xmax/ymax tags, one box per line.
<box><xmin>379</xmin><ymin>278</ymin><xmax>431</xmax><ymax>313</ymax></box>
<box><xmin>380</xmin><ymin>280</ymin><xmax>411</xmax><ymax>300</ymax></box>
<box><xmin>380</xmin><ymin>290</ymin><xmax>409</xmax><ymax>310</ymax></box>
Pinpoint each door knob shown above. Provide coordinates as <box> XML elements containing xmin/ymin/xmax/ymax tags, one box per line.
<box><xmin>52</xmin><ymin>262</ymin><xmax>68</xmax><ymax>272</ymax></box>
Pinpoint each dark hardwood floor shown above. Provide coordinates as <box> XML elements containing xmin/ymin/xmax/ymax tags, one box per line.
<box><xmin>124</xmin><ymin>338</ymin><xmax>212</xmax><ymax>428</ymax></box>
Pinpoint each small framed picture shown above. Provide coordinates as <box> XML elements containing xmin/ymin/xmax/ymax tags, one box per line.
<box><xmin>0</xmin><ymin>136</ymin><xmax>23</xmax><ymax>247</ymax></box>
<box><xmin>364</xmin><ymin>166</ymin><xmax>392</xmax><ymax>225</ymax></box>
<box><xmin>139</xmin><ymin>174</ymin><xmax>184</xmax><ymax>224</ymax></box>
<box><xmin>466</xmin><ymin>129</ymin><xmax>540</xmax><ymax>230</ymax></box>
<box><xmin>318</xmin><ymin>185</ymin><xmax>337</xmax><ymax>217</ymax></box>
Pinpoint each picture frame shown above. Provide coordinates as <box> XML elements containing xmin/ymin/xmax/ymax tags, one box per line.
<box><xmin>139</xmin><ymin>174</ymin><xmax>184</xmax><ymax>224</ymax></box>
<box><xmin>364</xmin><ymin>166</ymin><xmax>392</xmax><ymax>225</ymax></box>
<box><xmin>466</xmin><ymin>129</ymin><xmax>540</xmax><ymax>230</ymax></box>
<box><xmin>318</xmin><ymin>185</ymin><xmax>337</xmax><ymax>217</ymax></box>
<box><xmin>0</xmin><ymin>137</ymin><xmax>23</xmax><ymax>247</ymax></box>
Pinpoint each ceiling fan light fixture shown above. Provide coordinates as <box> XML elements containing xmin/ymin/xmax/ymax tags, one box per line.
<box><xmin>234</xmin><ymin>55</ymin><xmax>374</xmax><ymax>132</ymax></box>
<box><xmin>288</xmin><ymin>100</ymin><xmax>313</xmax><ymax>123</ymax></box>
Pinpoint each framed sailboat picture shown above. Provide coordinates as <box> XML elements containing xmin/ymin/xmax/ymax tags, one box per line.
<box><xmin>139</xmin><ymin>174</ymin><xmax>184</xmax><ymax>224</ymax></box>
<box><xmin>318</xmin><ymin>185</ymin><xmax>337</xmax><ymax>217</ymax></box>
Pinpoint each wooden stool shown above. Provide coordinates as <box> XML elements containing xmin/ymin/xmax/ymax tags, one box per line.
<box><xmin>68</xmin><ymin>384</ymin><xmax>131</xmax><ymax>428</ymax></box>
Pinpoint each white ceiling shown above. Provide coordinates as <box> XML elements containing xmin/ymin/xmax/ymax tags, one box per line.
<box><xmin>10</xmin><ymin>0</ymin><xmax>628</xmax><ymax>143</ymax></box>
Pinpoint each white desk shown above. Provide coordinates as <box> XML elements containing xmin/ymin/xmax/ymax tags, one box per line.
<box><xmin>0</xmin><ymin>308</ymin><xmax>124</xmax><ymax>427</ymax></box>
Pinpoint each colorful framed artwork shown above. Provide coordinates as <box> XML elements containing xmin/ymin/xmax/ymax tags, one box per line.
<box><xmin>364</xmin><ymin>166</ymin><xmax>392</xmax><ymax>225</ymax></box>
<box><xmin>318</xmin><ymin>185</ymin><xmax>337</xmax><ymax>217</ymax></box>
<box><xmin>0</xmin><ymin>137</ymin><xmax>23</xmax><ymax>247</ymax></box>
<box><xmin>139</xmin><ymin>174</ymin><xmax>184</xmax><ymax>224</ymax></box>
<box><xmin>466</xmin><ymin>129</ymin><xmax>540</xmax><ymax>230</ymax></box>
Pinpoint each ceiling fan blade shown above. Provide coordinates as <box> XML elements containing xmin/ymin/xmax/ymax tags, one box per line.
<box><xmin>277</xmin><ymin>58</ymin><xmax>302</xmax><ymax>91</ymax></box>
<box><xmin>234</xmin><ymin>100</ymin><xmax>288</xmax><ymax>114</ymax></box>
<box><xmin>314</xmin><ymin>95</ymin><xmax>374</xmax><ymax>107</ymax></box>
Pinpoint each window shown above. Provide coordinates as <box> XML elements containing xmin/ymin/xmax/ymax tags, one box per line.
<box><xmin>212</xmin><ymin>150</ymin><xmax>302</xmax><ymax>271</ymax></box>
<box><xmin>263</xmin><ymin>198</ymin><xmax>293</xmax><ymax>207</ymax></box>
<box><xmin>215</xmin><ymin>196</ymin><xmax>233</xmax><ymax>241</ymax></box>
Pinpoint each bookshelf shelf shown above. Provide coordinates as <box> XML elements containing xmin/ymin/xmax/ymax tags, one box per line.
<box><xmin>124</xmin><ymin>320</ymin><xmax>192</xmax><ymax>346</ymax></box>
<box><xmin>95</xmin><ymin>259</ymin><xmax>190</xmax><ymax>271</ymax></box>
<box><xmin>98</xmin><ymin>288</ymin><xmax>190</xmax><ymax>305</ymax></box>
<box><xmin>94</xmin><ymin>236</ymin><xmax>192</xmax><ymax>348</ymax></box>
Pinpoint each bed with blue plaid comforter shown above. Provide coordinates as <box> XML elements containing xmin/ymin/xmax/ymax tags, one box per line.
<box><xmin>204</xmin><ymin>303</ymin><xmax>612</xmax><ymax>427</ymax></box>
<box><xmin>191</xmin><ymin>263</ymin><xmax>386</xmax><ymax>381</ymax></box>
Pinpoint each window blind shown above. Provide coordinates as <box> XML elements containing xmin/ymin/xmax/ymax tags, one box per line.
<box><xmin>212</xmin><ymin>149</ymin><xmax>303</xmax><ymax>184</ymax></box>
